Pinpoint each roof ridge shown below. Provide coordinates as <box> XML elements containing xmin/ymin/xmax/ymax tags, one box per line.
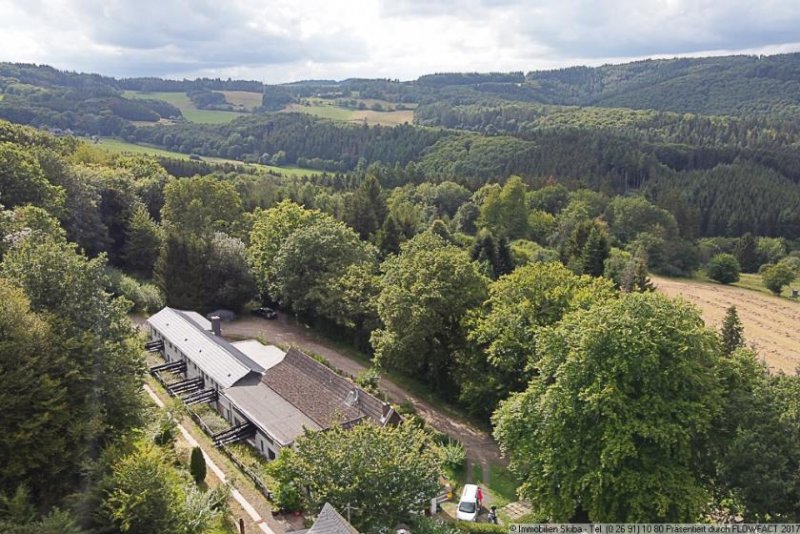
<box><xmin>173</xmin><ymin>308</ymin><xmax>266</xmax><ymax>374</ymax></box>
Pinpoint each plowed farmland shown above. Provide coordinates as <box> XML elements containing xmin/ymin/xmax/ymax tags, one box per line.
<box><xmin>652</xmin><ymin>275</ymin><xmax>800</xmax><ymax>373</ymax></box>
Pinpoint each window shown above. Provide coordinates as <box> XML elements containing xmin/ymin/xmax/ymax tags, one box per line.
<box><xmin>268</xmin><ymin>449</ymin><xmax>276</xmax><ymax>460</ymax></box>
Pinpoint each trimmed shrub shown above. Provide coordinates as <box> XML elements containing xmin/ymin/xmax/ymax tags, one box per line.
<box><xmin>762</xmin><ymin>262</ymin><xmax>796</xmax><ymax>295</ymax></box>
<box><xmin>190</xmin><ymin>446</ymin><xmax>206</xmax><ymax>484</ymax></box>
<box><xmin>706</xmin><ymin>253</ymin><xmax>740</xmax><ymax>284</ymax></box>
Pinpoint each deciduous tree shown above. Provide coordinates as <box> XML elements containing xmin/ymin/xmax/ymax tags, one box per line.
<box><xmin>268</xmin><ymin>422</ymin><xmax>441</xmax><ymax>532</ymax></box>
<box><xmin>494</xmin><ymin>293</ymin><xmax>721</xmax><ymax>521</ymax></box>
<box><xmin>372</xmin><ymin>232</ymin><xmax>488</xmax><ymax>395</ymax></box>
<box><xmin>461</xmin><ymin>262</ymin><xmax>615</xmax><ymax>418</ymax></box>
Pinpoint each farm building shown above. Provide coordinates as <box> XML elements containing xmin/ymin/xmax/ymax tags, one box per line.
<box><xmin>145</xmin><ymin>307</ymin><xmax>400</xmax><ymax>459</ymax></box>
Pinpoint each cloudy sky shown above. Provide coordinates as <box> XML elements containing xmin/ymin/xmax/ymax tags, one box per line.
<box><xmin>1</xmin><ymin>0</ymin><xmax>799</xmax><ymax>82</ymax></box>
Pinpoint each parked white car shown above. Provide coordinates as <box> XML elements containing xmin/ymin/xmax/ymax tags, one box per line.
<box><xmin>456</xmin><ymin>484</ymin><xmax>482</xmax><ymax>521</ymax></box>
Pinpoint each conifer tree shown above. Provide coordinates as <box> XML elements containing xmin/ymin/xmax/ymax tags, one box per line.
<box><xmin>580</xmin><ymin>225</ymin><xmax>610</xmax><ymax>277</ymax></box>
<box><xmin>471</xmin><ymin>231</ymin><xmax>498</xmax><ymax>278</ymax></box>
<box><xmin>621</xmin><ymin>249</ymin><xmax>655</xmax><ymax>292</ymax></box>
<box><xmin>378</xmin><ymin>215</ymin><xmax>402</xmax><ymax>257</ymax></box>
<box><xmin>345</xmin><ymin>174</ymin><xmax>386</xmax><ymax>240</ymax></box>
<box><xmin>122</xmin><ymin>203</ymin><xmax>161</xmax><ymax>278</ymax></box>
<box><xmin>495</xmin><ymin>236</ymin><xmax>515</xmax><ymax>278</ymax></box>
<box><xmin>189</xmin><ymin>447</ymin><xmax>206</xmax><ymax>485</ymax></box>
<box><xmin>720</xmin><ymin>305</ymin><xmax>745</xmax><ymax>356</ymax></box>
<box><xmin>735</xmin><ymin>233</ymin><xmax>759</xmax><ymax>273</ymax></box>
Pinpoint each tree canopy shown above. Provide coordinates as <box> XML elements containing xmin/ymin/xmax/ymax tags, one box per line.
<box><xmin>494</xmin><ymin>293</ymin><xmax>722</xmax><ymax>521</ymax></box>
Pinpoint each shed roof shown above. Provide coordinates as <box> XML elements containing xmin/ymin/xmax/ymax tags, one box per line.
<box><xmin>224</xmin><ymin>375</ymin><xmax>321</xmax><ymax>446</ymax></box>
<box><xmin>147</xmin><ymin>307</ymin><xmax>263</xmax><ymax>388</ymax></box>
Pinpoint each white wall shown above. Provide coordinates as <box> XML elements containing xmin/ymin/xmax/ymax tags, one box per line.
<box><xmin>150</xmin><ymin>324</ymin><xmax>282</xmax><ymax>461</ymax></box>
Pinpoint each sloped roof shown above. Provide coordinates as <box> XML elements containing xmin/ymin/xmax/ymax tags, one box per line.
<box><xmin>231</xmin><ymin>340</ymin><xmax>286</xmax><ymax>371</ymax></box>
<box><xmin>147</xmin><ymin>307</ymin><xmax>263</xmax><ymax>388</ymax></box>
<box><xmin>224</xmin><ymin>375</ymin><xmax>321</xmax><ymax>446</ymax></box>
<box><xmin>260</xmin><ymin>348</ymin><xmax>395</xmax><ymax>429</ymax></box>
<box><xmin>307</xmin><ymin>503</ymin><xmax>359</xmax><ymax>534</ymax></box>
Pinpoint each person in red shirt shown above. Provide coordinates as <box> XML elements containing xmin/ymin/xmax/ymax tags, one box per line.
<box><xmin>476</xmin><ymin>486</ymin><xmax>484</xmax><ymax>509</ymax></box>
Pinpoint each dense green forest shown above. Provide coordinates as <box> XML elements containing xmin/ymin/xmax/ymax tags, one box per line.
<box><xmin>5</xmin><ymin>60</ymin><xmax>799</xmax><ymax>240</ymax></box>
<box><xmin>3</xmin><ymin>54</ymin><xmax>800</xmax><ymax>527</ymax></box>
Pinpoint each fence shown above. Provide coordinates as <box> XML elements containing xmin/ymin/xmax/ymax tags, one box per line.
<box><xmin>187</xmin><ymin>407</ymin><xmax>273</xmax><ymax>499</ymax></box>
<box><xmin>151</xmin><ymin>367</ymin><xmax>274</xmax><ymax>500</ymax></box>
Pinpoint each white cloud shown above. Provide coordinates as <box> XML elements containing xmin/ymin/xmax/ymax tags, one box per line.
<box><xmin>0</xmin><ymin>0</ymin><xmax>799</xmax><ymax>82</ymax></box>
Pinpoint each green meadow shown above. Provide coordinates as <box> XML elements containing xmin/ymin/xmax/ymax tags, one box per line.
<box><xmin>123</xmin><ymin>90</ymin><xmax>246</xmax><ymax>124</ymax></box>
<box><xmin>96</xmin><ymin>138</ymin><xmax>319</xmax><ymax>178</ymax></box>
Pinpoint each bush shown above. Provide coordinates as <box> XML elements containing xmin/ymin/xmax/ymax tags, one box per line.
<box><xmin>355</xmin><ymin>366</ymin><xmax>381</xmax><ymax>397</ymax></box>
<box><xmin>271</xmin><ymin>480</ymin><xmax>303</xmax><ymax>512</ymax></box>
<box><xmin>706</xmin><ymin>253</ymin><xmax>741</xmax><ymax>284</ymax></box>
<box><xmin>396</xmin><ymin>400</ymin><xmax>417</xmax><ymax>415</ymax></box>
<box><xmin>106</xmin><ymin>267</ymin><xmax>166</xmax><ymax>312</ymax></box>
<box><xmin>438</xmin><ymin>439</ymin><xmax>466</xmax><ymax>471</ymax></box>
<box><xmin>410</xmin><ymin>516</ymin><xmax>460</xmax><ymax>534</ymax></box>
<box><xmin>762</xmin><ymin>262</ymin><xmax>796</xmax><ymax>295</ymax></box>
<box><xmin>190</xmin><ymin>446</ymin><xmax>206</xmax><ymax>484</ymax></box>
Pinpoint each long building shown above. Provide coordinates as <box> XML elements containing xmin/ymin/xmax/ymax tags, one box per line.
<box><xmin>146</xmin><ymin>307</ymin><xmax>401</xmax><ymax>459</ymax></box>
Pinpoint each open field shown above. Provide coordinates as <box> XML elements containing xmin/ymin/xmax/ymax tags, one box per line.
<box><xmin>218</xmin><ymin>90</ymin><xmax>263</xmax><ymax>111</ymax></box>
<box><xmin>734</xmin><ymin>272</ymin><xmax>796</xmax><ymax>298</ymax></box>
<box><xmin>123</xmin><ymin>90</ymin><xmax>246</xmax><ymax>123</ymax></box>
<box><xmin>652</xmin><ymin>275</ymin><xmax>800</xmax><ymax>373</ymax></box>
<box><xmin>96</xmin><ymin>138</ymin><xmax>319</xmax><ymax>177</ymax></box>
<box><xmin>284</xmin><ymin>101</ymin><xmax>415</xmax><ymax>126</ymax></box>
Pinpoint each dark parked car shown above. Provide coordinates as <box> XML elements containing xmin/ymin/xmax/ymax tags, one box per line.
<box><xmin>251</xmin><ymin>307</ymin><xmax>278</xmax><ymax>320</ymax></box>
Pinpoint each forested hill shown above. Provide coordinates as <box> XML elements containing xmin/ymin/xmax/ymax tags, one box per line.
<box><xmin>418</xmin><ymin>54</ymin><xmax>800</xmax><ymax>117</ymax></box>
<box><xmin>522</xmin><ymin>54</ymin><xmax>800</xmax><ymax>117</ymax></box>
<box><xmin>3</xmin><ymin>58</ymin><xmax>800</xmax><ymax>244</ymax></box>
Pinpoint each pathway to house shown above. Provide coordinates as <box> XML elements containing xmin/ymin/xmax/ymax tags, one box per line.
<box><xmin>222</xmin><ymin>313</ymin><xmax>505</xmax><ymax>467</ymax></box>
<box><xmin>143</xmin><ymin>384</ymin><xmax>279</xmax><ymax>534</ymax></box>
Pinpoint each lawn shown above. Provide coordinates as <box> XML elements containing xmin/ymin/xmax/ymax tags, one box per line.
<box><xmin>96</xmin><ymin>138</ymin><xmax>320</xmax><ymax>177</ymax></box>
<box><xmin>472</xmin><ymin>463</ymin><xmax>520</xmax><ymax>508</ymax></box>
<box><xmin>123</xmin><ymin>90</ymin><xmax>246</xmax><ymax>124</ymax></box>
<box><xmin>734</xmin><ymin>272</ymin><xmax>797</xmax><ymax>299</ymax></box>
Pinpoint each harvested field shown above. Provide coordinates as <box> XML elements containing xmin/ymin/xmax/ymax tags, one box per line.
<box><xmin>652</xmin><ymin>275</ymin><xmax>800</xmax><ymax>373</ymax></box>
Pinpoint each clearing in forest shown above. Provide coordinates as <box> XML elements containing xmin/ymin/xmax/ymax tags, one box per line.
<box><xmin>283</xmin><ymin>100</ymin><xmax>415</xmax><ymax>126</ymax></box>
<box><xmin>652</xmin><ymin>275</ymin><xmax>800</xmax><ymax>373</ymax></box>
<box><xmin>217</xmin><ymin>90</ymin><xmax>263</xmax><ymax>111</ymax></box>
<box><xmin>123</xmin><ymin>90</ymin><xmax>246</xmax><ymax>123</ymax></box>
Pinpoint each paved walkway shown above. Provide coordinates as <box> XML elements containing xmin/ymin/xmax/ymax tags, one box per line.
<box><xmin>143</xmin><ymin>384</ymin><xmax>276</xmax><ymax>534</ymax></box>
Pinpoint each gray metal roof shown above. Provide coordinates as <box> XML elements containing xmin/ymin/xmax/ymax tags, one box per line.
<box><xmin>147</xmin><ymin>307</ymin><xmax>262</xmax><ymax>389</ymax></box>
<box><xmin>223</xmin><ymin>375</ymin><xmax>321</xmax><ymax>446</ymax></box>
<box><xmin>231</xmin><ymin>340</ymin><xmax>286</xmax><ymax>371</ymax></box>
<box><xmin>307</xmin><ymin>503</ymin><xmax>359</xmax><ymax>534</ymax></box>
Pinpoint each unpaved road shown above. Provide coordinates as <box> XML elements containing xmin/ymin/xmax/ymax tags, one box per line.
<box><xmin>221</xmin><ymin>314</ymin><xmax>505</xmax><ymax>466</ymax></box>
<box><xmin>652</xmin><ymin>275</ymin><xmax>800</xmax><ymax>373</ymax></box>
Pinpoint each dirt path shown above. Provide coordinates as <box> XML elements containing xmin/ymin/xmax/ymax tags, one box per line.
<box><xmin>222</xmin><ymin>314</ymin><xmax>505</xmax><ymax>466</ymax></box>
<box><xmin>652</xmin><ymin>275</ymin><xmax>800</xmax><ymax>373</ymax></box>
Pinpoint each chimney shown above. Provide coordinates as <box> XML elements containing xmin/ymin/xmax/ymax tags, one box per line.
<box><xmin>210</xmin><ymin>315</ymin><xmax>222</xmax><ymax>336</ymax></box>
